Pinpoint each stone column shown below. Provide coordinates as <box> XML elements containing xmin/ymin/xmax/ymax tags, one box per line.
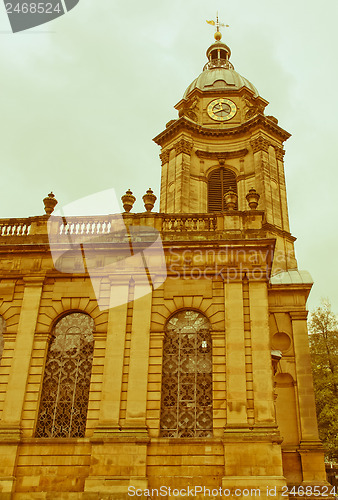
<box><xmin>249</xmin><ymin>281</ymin><xmax>276</xmax><ymax>424</ymax></box>
<box><xmin>159</xmin><ymin>149</ymin><xmax>170</xmax><ymax>213</ymax></box>
<box><xmin>290</xmin><ymin>311</ymin><xmax>319</xmax><ymax>440</ymax></box>
<box><xmin>290</xmin><ymin>311</ymin><xmax>327</xmax><ymax>482</ymax></box>
<box><xmin>173</xmin><ymin>138</ymin><xmax>192</xmax><ymax>213</ymax></box>
<box><xmin>124</xmin><ymin>287</ymin><xmax>152</xmax><ymax>433</ymax></box>
<box><xmin>0</xmin><ymin>276</ymin><xmax>44</xmax><ymax>497</ymax></box>
<box><xmin>224</xmin><ymin>282</ymin><xmax>247</xmax><ymax>426</ymax></box>
<box><xmin>92</xmin><ymin>283</ymin><xmax>129</xmax><ymax>435</ymax></box>
<box><xmin>251</xmin><ymin>136</ymin><xmax>273</xmax><ymax>225</ymax></box>
<box><xmin>274</xmin><ymin>145</ymin><xmax>290</xmax><ymax>232</ymax></box>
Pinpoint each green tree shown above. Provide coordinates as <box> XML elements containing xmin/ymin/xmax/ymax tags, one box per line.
<box><xmin>308</xmin><ymin>300</ymin><xmax>338</xmax><ymax>461</ymax></box>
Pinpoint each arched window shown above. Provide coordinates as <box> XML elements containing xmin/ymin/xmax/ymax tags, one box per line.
<box><xmin>35</xmin><ymin>312</ymin><xmax>94</xmax><ymax>438</ymax></box>
<box><xmin>208</xmin><ymin>167</ymin><xmax>237</xmax><ymax>212</ymax></box>
<box><xmin>160</xmin><ymin>310</ymin><xmax>213</xmax><ymax>438</ymax></box>
<box><xmin>0</xmin><ymin>316</ymin><xmax>5</xmax><ymax>365</ymax></box>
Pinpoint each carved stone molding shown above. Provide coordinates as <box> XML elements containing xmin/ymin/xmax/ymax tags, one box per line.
<box><xmin>250</xmin><ymin>137</ymin><xmax>270</xmax><ymax>153</ymax></box>
<box><xmin>0</xmin><ymin>423</ymin><xmax>22</xmax><ymax>441</ymax></box>
<box><xmin>153</xmin><ymin>114</ymin><xmax>291</xmax><ymax>147</ymax></box>
<box><xmin>195</xmin><ymin>148</ymin><xmax>248</xmax><ymax>161</ymax></box>
<box><xmin>159</xmin><ymin>149</ymin><xmax>170</xmax><ymax>165</ymax></box>
<box><xmin>179</xmin><ymin>96</ymin><xmax>199</xmax><ymax>123</ymax></box>
<box><xmin>35</xmin><ymin>331</ymin><xmax>52</xmax><ymax>343</ymax></box>
<box><xmin>22</xmin><ymin>275</ymin><xmax>45</xmax><ymax>287</ymax></box>
<box><xmin>289</xmin><ymin>311</ymin><xmax>308</xmax><ymax>321</ymax></box>
<box><xmin>173</xmin><ymin>138</ymin><xmax>193</xmax><ymax>156</ymax></box>
<box><xmin>274</xmin><ymin>146</ymin><xmax>285</xmax><ymax>161</ymax></box>
<box><xmin>244</xmin><ymin>98</ymin><xmax>265</xmax><ymax>120</ymax></box>
<box><xmin>150</xmin><ymin>331</ymin><xmax>165</xmax><ymax>341</ymax></box>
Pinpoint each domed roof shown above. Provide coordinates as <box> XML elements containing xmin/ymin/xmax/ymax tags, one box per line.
<box><xmin>183</xmin><ymin>38</ymin><xmax>259</xmax><ymax>99</ymax></box>
<box><xmin>183</xmin><ymin>67</ymin><xmax>259</xmax><ymax>99</ymax></box>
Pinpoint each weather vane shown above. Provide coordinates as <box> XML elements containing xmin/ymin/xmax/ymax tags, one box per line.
<box><xmin>206</xmin><ymin>12</ymin><xmax>229</xmax><ymax>41</ymax></box>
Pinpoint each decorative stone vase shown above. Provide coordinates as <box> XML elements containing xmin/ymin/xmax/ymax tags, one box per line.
<box><xmin>224</xmin><ymin>189</ymin><xmax>238</xmax><ymax>210</ymax></box>
<box><xmin>246</xmin><ymin>188</ymin><xmax>260</xmax><ymax>210</ymax></box>
<box><xmin>121</xmin><ymin>189</ymin><xmax>136</xmax><ymax>213</ymax></box>
<box><xmin>271</xmin><ymin>349</ymin><xmax>282</xmax><ymax>375</ymax></box>
<box><xmin>43</xmin><ymin>192</ymin><xmax>58</xmax><ymax>215</ymax></box>
<box><xmin>142</xmin><ymin>188</ymin><xmax>157</xmax><ymax>212</ymax></box>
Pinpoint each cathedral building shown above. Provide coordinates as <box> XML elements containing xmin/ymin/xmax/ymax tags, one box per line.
<box><xmin>0</xmin><ymin>24</ymin><xmax>328</xmax><ymax>499</ymax></box>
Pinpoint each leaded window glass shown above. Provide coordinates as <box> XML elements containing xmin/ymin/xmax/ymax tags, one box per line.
<box><xmin>35</xmin><ymin>312</ymin><xmax>94</xmax><ymax>438</ymax></box>
<box><xmin>160</xmin><ymin>310</ymin><xmax>213</xmax><ymax>437</ymax></box>
<box><xmin>0</xmin><ymin>316</ymin><xmax>5</xmax><ymax>365</ymax></box>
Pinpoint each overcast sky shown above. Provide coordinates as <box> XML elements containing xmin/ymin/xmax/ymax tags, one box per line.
<box><xmin>0</xmin><ymin>0</ymin><xmax>337</xmax><ymax>313</ymax></box>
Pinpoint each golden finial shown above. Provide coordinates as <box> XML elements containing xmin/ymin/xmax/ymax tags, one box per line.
<box><xmin>206</xmin><ymin>12</ymin><xmax>229</xmax><ymax>41</ymax></box>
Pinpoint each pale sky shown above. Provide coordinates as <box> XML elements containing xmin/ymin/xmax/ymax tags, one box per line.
<box><xmin>0</xmin><ymin>0</ymin><xmax>337</xmax><ymax>313</ymax></box>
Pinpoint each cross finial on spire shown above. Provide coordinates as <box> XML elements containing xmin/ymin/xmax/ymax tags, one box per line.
<box><xmin>206</xmin><ymin>12</ymin><xmax>229</xmax><ymax>41</ymax></box>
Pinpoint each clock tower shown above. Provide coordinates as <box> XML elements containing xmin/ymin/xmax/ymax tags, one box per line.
<box><xmin>154</xmin><ymin>29</ymin><xmax>297</xmax><ymax>274</ymax></box>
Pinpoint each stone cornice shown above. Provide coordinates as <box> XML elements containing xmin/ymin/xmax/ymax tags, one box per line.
<box><xmin>153</xmin><ymin>114</ymin><xmax>291</xmax><ymax>146</ymax></box>
<box><xmin>195</xmin><ymin>149</ymin><xmax>248</xmax><ymax>160</ymax></box>
<box><xmin>162</xmin><ymin>238</ymin><xmax>276</xmax><ymax>252</ymax></box>
<box><xmin>262</xmin><ymin>222</ymin><xmax>296</xmax><ymax>242</ymax></box>
<box><xmin>22</xmin><ymin>275</ymin><xmax>46</xmax><ymax>286</ymax></box>
<box><xmin>175</xmin><ymin>86</ymin><xmax>269</xmax><ymax>108</ymax></box>
<box><xmin>289</xmin><ymin>311</ymin><xmax>309</xmax><ymax>321</ymax></box>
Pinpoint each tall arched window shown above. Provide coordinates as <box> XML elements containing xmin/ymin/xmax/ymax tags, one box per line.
<box><xmin>160</xmin><ymin>310</ymin><xmax>213</xmax><ymax>438</ymax></box>
<box><xmin>0</xmin><ymin>316</ymin><xmax>5</xmax><ymax>365</ymax></box>
<box><xmin>208</xmin><ymin>167</ymin><xmax>237</xmax><ymax>212</ymax></box>
<box><xmin>35</xmin><ymin>313</ymin><xmax>94</xmax><ymax>438</ymax></box>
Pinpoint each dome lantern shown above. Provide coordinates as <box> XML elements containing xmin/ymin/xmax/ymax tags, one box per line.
<box><xmin>182</xmin><ymin>15</ymin><xmax>259</xmax><ymax>100</ymax></box>
<box><xmin>205</xmin><ymin>13</ymin><xmax>233</xmax><ymax>70</ymax></box>
<box><xmin>204</xmin><ymin>41</ymin><xmax>234</xmax><ymax>71</ymax></box>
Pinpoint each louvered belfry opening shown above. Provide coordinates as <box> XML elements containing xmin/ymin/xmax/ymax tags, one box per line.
<box><xmin>208</xmin><ymin>167</ymin><xmax>238</xmax><ymax>212</ymax></box>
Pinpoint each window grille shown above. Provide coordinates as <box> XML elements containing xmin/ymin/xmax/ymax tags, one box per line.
<box><xmin>0</xmin><ymin>316</ymin><xmax>5</xmax><ymax>365</ymax></box>
<box><xmin>160</xmin><ymin>310</ymin><xmax>213</xmax><ymax>437</ymax></box>
<box><xmin>208</xmin><ymin>167</ymin><xmax>237</xmax><ymax>212</ymax></box>
<box><xmin>35</xmin><ymin>313</ymin><xmax>94</xmax><ymax>438</ymax></box>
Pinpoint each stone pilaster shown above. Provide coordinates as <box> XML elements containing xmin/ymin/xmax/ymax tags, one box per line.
<box><xmin>290</xmin><ymin>310</ymin><xmax>327</xmax><ymax>483</ymax></box>
<box><xmin>173</xmin><ymin>138</ymin><xmax>193</xmax><ymax>213</ymax></box>
<box><xmin>0</xmin><ymin>276</ymin><xmax>44</xmax><ymax>496</ymax></box>
<box><xmin>224</xmin><ymin>282</ymin><xmax>247</xmax><ymax>425</ymax></box>
<box><xmin>159</xmin><ymin>149</ymin><xmax>170</xmax><ymax>212</ymax></box>
<box><xmin>91</xmin><ymin>283</ymin><xmax>129</xmax><ymax>436</ymax></box>
<box><xmin>124</xmin><ymin>288</ymin><xmax>152</xmax><ymax>433</ymax></box>
<box><xmin>249</xmin><ymin>281</ymin><xmax>276</xmax><ymax>424</ymax></box>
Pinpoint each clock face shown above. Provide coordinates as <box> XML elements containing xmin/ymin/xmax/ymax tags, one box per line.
<box><xmin>207</xmin><ymin>98</ymin><xmax>237</xmax><ymax>121</ymax></box>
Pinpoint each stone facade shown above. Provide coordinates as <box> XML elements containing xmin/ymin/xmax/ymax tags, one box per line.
<box><xmin>0</xmin><ymin>32</ymin><xmax>328</xmax><ymax>500</ymax></box>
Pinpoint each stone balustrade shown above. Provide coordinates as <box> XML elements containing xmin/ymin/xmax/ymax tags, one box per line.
<box><xmin>162</xmin><ymin>214</ymin><xmax>217</xmax><ymax>232</ymax></box>
<box><xmin>0</xmin><ymin>217</ymin><xmax>33</xmax><ymax>236</ymax></box>
<box><xmin>0</xmin><ymin>211</ymin><xmax>265</xmax><ymax>243</ymax></box>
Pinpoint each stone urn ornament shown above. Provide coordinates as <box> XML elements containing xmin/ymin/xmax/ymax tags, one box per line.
<box><xmin>121</xmin><ymin>189</ymin><xmax>136</xmax><ymax>213</ymax></box>
<box><xmin>43</xmin><ymin>192</ymin><xmax>58</xmax><ymax>215</ymax></box>
<box><xmin>246</xmin><ymin>188</ymin><xmax>260</xmax><ymax>210</ymax></box>
<box><xmin>142</xmin><ymin>188</ymin><xmax>157</xmax><ymax>212</ymax></box>
<box><xmin>224</xmin><ymin>189</ymin><xmax>238</xmax><ymax>210</ymax></box>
